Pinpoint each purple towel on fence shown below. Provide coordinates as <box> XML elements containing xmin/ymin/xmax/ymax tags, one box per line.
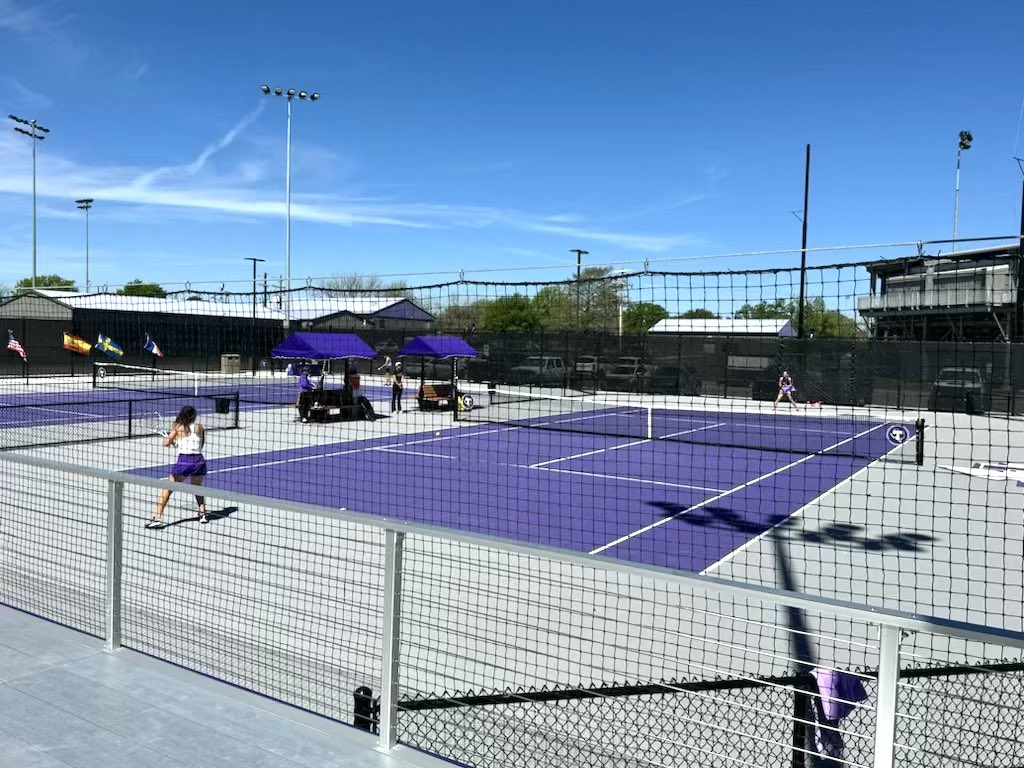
<box><xmin>811</xmin><ymin>667</ymin><xmax>868</xmax><ymax>721</ymax></box>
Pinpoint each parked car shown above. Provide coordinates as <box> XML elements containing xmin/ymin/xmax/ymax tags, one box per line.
<box><xmin>604</xmin><ymin>363</ymin><xmax>653</xmax><ymax>392</ymax></box>
<box><xmin>928</xmin><ymin>367</ymin><xmax>990</xmax><ymax>413</ymax></box>
<box><xmin>648</xmin><ymin>365</ymin><xmax>702</xmax><ymax>396</ymax></box>
<box><xmin>400</xmin><ymin>357</ymin><xmax>454</xmax><ymax>381</ymax></box>
<box><xmin>509</xmin><ymin>356</ymin><xmax>567</xmax><ymax>386</ymax></box>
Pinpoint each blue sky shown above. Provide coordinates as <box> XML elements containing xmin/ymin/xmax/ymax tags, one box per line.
<box><xmin>2</xmin><ymin>0</ymin><xmax>1023</xmax><ymax>294</ymax></box>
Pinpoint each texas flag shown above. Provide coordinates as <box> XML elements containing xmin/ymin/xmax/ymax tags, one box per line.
<box><xmin>143</xmin><ymin>333</ymin><xmax>164</xmax><ymax>358</ymax></box>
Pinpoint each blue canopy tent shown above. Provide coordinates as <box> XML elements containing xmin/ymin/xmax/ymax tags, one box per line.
<box><xmin>271</xmin><ymin>333</ymin><xmax>377</xmax><ymax>422</ymax></box>
<box><xmin>397</xmin><ymin>336</ymin><xmax>479</xmax><ymax>359</ymax></box>
<box><xmin>272</xmin><ymin>332</ymin><xmax>375</xmax><ymax>361</ymax></box>
<box><xmin>397</xmin><ymin>336</ymin><xmax>479</xmax><ymax>411</ymax></box>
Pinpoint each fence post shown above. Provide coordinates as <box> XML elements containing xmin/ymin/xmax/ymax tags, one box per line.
<box><xmin>378</xmin><ymin>529</ymin><xmax>405</xmax><ymax>750</ymax></box>
<box><xmin>104</xmin><ymin>479</ymin><xmax>124</xmax><ymax>651</ymax></box>
<box><xmin>873</xmin><ymin>624</ymin><xmax>902</xmax><ymax>768</ymax></box>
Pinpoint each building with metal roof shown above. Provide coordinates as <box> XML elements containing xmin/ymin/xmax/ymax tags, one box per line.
<box><xmin>648</xmin><ymin>318</ymin><xmax>797</xmax><ymax>337</ymax></box>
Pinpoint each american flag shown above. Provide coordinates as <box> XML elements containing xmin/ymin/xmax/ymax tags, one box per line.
<box><xmin>7</xmin><ymin>330</ymin><xmax>27</xmax><ymax>362</ymax></box>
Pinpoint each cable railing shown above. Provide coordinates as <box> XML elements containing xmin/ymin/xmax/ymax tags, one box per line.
<box><xmin>2</xmin><ymin>449</ymin><xmax>1023</xmax><ymax>768</ymax></box>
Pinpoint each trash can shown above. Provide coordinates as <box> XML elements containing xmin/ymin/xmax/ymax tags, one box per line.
<box><xmin>220</xmin><ymin>353</ymin><xmax>241</xmax><ymax>374</ymax></box>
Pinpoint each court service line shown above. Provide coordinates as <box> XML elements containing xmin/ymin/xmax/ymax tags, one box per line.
<box><xmin>699</xmin><ymin>430</ymin><xmax>917</xmax><ymax>575</ymax></box>
<box><xmin>588</xmin><ymin>422</ymin><xmax>889</xmax><ymax>555</ymax></box>
<box><xmin>529</xmin><ymin>438</ymin><xmax>652</xmax><ymax>468</ymax></box>
<box><xmin>208</xmin><ymin>425</ymin><xmax>518</xmax><ymax>474</ymax></box>
<box><xmin>373</xmin><ymin>447</ymin><xmax>453</xmax><ymax>459</ymax></box>
<box><xmin>528</xmin><ymin>466</ymin><xmax>728</xmax><ymax>493</ymax></box>
<box><xmin>530</xmin><ymin>422</ymin><xmax>728</xmax><ymax>469</ymax></box>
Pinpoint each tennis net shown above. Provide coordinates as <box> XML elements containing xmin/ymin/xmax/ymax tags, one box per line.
<box><xmin>93</xmin><ymin>361</ymin><xmax>295</xmax><ymax>405</ymax></box>
<box><xmin>0</xmin><ymin>391</ymin><xmax>239</xmax><ymax>451</ymax></box>
<box><xmin>456</xmin><ymin>387</ymin><xmax>923</xmax><ymax>461</ymax></box>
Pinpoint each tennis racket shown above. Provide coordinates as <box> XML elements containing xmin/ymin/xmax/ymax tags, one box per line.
<box><xmin>147</xmin><ymin>411</ymin><xmax>171</xmax><ymax>439</ymax></box>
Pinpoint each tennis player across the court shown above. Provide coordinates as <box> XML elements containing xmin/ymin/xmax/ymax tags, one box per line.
<box><xmin>146</xmin><ymin>405</ymin><xmax>208</xmax><ymax>528</ymax></box>
<box><xmin>774</xmin><ymin>370</ymin><xmax>800</xmax><ymax>410</ymax></box>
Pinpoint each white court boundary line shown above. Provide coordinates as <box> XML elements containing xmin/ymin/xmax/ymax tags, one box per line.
<box><xmin>588</xmin><ymin>422</ymin><xmax>890</xmax><ymax>555</ymax></box>
<box><xmin>699</xmin><ymin>429</ymin><xmax>919</xmax><ymax>575</ymax></box>
<box><xmin>527</xmin><ymin>466</ymin><xmax>727</xmax><ymax>493</ymax></box>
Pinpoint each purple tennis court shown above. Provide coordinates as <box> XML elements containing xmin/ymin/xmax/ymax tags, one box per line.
<box><xmin>130</xmin><ymin>399</ymin><xmax>915</xmax><ymax>573</ymax></box>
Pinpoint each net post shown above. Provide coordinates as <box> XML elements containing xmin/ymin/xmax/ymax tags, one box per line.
<box><xmin>91</xmin><ymin>362</ymin><xmax>98</xmax><ymax>389</ymax></box>
<box><xmin>378</xmin><ymin>529</ymin><xmax>405</xmax><ymax>750</ymax></box>
<box><xmin>127</xmin><ymin>400</ymin><xmax>134</xmax><ymax>439</ymax></box>
<box><xmin>104</xmin><ymin>479</ymin><xmax>124</xmax><ymax>651</ymax></box>
<box><xmin>915</xmin><ymin>418</ymin><xmax>925</xmax><ymax>466</ymax></box>
<box><xmin>873</xmin><ymin>624</ymin><xmax>902</xmax><ymax>768</ymax></box>
<box><xmin>232</xmin><ymin>393</ymin><xmax>240</xmax><ymax>429</ymax></box>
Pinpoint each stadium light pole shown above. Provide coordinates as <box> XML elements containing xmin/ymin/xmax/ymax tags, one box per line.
<box><xmin>9</xmin><ymin>114</ymin><xmax>50</xmax><ymax>289</ymax></box>
<box><xmin>75</xmin><ymin>199</ymin><xmax>94</xmax><ymax>292</ymax></box>
<box><xmin>259</xmin><ymin>85</ymin><xmax>320</xmax><ymax>326</ymax></box>
<box><xmin>952</xmin><ymin>130</ymin><xmax>972</xmax><ymax>253</ymax></box>
<box><xmin>244</xmin><ymin>257</ymin><xmax>266</xmax><ymax>321</ymax></box>
<box><xmin>570</xmin><ymin>249</ymin><xmax>588</xmax><ymax>333</ymax></box>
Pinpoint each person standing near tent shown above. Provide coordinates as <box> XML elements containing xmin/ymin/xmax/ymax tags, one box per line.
<box><xmin>391</xmin><ymin>361</ymin><xmax>404</xmax><ymax>413</ymax></box>
<box><xmin>379</xmin><ymin>355</ymin><xmax>393</xmax><ymax>386</ymax></box>
<box><xmin>296</xmin><ymin>366</ymin><xmax>316</xmax><ymax>422</ymax></box>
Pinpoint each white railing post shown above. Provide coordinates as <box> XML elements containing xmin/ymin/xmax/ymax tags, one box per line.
<box><xmin>104</xmin><ymin>479</ymin><xmax>124</xmax><ymax>651</ymax></box>
<box><xmin>378</xmin><ymin>529</ymin><xmax>405</xmax><ymax>750</ymax></box>
<box><xmin>873</xmin><ymin>624</ymin><xmax>902</xmax><ymax>768</ymax></box>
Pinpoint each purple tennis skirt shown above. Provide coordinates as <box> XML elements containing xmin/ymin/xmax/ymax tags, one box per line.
<box><xmin>781</xmin><ymin>385</ymin><xmax>795</xmax><ymax>394</ymax></box>
<box><xmin>171</xmin><ymin>453</ymin><xmax>207</xmax><ymax>477</ymax></box>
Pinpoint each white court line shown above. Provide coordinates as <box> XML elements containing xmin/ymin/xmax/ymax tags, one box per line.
<box><xmin>660</xmin><ymin>422</ymin><xmax>727</xmax><ymax>440</ymax></box>
<box><xmin>527</xmin><ymin>466</ymin><xmax>728</xmax><ymax>493</ymax></box>
<box><xmin>530</xmin><ymin>438</ymin><xmax>651</xmax><ymax>468</ymax></box>
<box><xmin>588</xmin><ymin>422</ymin><xmax>889</xmax><ymax>555</ymax></box>
<box><xmin>6</xmin><ymin>403</ymin><xmax>112</xmax><ymax>421</ymax></box>
<box><xmin>210</xmin><ymin>425</ymin><xmax>519</xmax><ymax>474</ymax></box>
<box><xmin>374</xmin><ymin>447</ymin><xmax>453</xmax><ymax>459</ymax></box>
<box><xmin>699</xmin><ymin>430</ymin><xmax>917</xmax><ymax>575</ymax></box>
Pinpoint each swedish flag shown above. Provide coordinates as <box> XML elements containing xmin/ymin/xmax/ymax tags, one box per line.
<box><xmin>96</xmin><ymin>334</ymin><xmax>124</xmax><ymax>359</ymax></box>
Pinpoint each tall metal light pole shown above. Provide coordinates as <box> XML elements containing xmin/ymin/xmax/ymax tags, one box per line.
<box><xmin>9</xmin><ymin>114</ymin><xmax>50</xmax><ymax>288</ymax></box>
<box><xmin>244</xmin><ymin>257</ymin><xmax>266</xmax><ymax>321</ymax></box>
<box><xmin>75</xmin><ymin>199</ymin><xmax>94</xmax><ymax>292</ymax></box>
<box><xmin>952</xmin><ymin>130</ymin><xmax>972</xmax><ymax>253</ymax></box>
<box><xmin>259</xmin><ymin>85</ymin><xmax>320</xmax><ymax>325</ymax></box>
<box><xmin>570</xmin><ymin>249</ymin><xmax>588</xmax><ymax>333</ymax></box>
<box><xmin>796</xmin><ymin>144</ymin><xmax>811</xmax><ymax>339</ymax></box>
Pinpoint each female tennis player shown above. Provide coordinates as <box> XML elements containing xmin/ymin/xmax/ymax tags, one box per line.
<box><xmin>146</xmin><ymin>405</ymin><xmax>208</xmax><ymax>528</ymax></box>
<box><xmin>774</xmin><ymin>370</ymin><xmax>800</xmax><ymax>410</ymax></box>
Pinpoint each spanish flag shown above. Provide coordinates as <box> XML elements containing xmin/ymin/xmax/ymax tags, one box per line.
<box><xmin>96</xmin><ymin>334</ymin><xmax>124</xmax><ymax>359</ymax></box>
<box><xmin>63</xmin><ymin>332</ymin><xmax>92</xmax><ymax>356</ymax></box>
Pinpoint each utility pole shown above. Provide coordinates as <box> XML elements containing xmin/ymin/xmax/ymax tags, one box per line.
<box><xmin>9</xmin><ymin>114</ymin><xmax>50</xmax><ymax>288</ymax></box>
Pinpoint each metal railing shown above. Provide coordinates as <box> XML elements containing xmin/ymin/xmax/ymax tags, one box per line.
<box><xmin>857</xmin><ymin>287</ymin><xmax>1015</xmax><ymax>311</ymax></box>
<box><xmin>2</xmin><ymin>449</ymin><xmax>1023</xmax><ymax>768</ymax></box>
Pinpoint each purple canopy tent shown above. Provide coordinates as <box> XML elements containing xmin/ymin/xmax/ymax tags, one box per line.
<box><xmin>272</xmin><ymin>332</ymin><xmax>376</xmax><ymax>386</ymax></box>
<box><xmin>397</xmin><ymin>336</ymin><xmax>479</xmax><ymax>410</ymax></box>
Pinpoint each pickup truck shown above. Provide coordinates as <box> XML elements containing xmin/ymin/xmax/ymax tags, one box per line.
<box><xmin>509</xmin><ymin>356</ymin><xmax>567</xmax><ymax>386</ymax></box>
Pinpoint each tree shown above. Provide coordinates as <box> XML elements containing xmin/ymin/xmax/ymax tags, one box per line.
<box><xmin>321</xmin><ymin>274</ymin><xmax>412</xmax><ymax>299</ymax></box>
<box><xmin>623</xmin><ymin>302</ymin><xmax>669</xmax><ymax>334</ymax></box>
<box><xmin>532</xmin><ymin>285</ymin><xmax>574</xmax><ymax>330</ymax></box>
<box><xmin>436</xmin><ymin>299</ymin><xmax>491</xmax><ymax>333</ymax></box>
<box><xmin>117</xmin><ymin>279</ymin><xmax>167</xmax><ymax>298</ymax></box>
<box><xmin>801</xmin><ymin>297</ymin><xmax>859</xmax><ymax>338</ymax></box>
<box><xmin>15</xmin><ymin>275</ymin><xmax>77</xmax><ymax>291</ymax></box>
<box><xmin>480</xmin><ymin>294</ymin><xmax>542</xmax><ymax>333</ymax></box>
<box><xmin>679</xmin><ymin>308</ymin><xmax>719</xmax><ymax>319</ymax></box>
<box><xmin>735</xmin><ymin>298</ymin><xmax>794</xmax><ymax>319</ymax></box>
<box><xmin>734</xmin><ymin>297</ymin><xmax>857</xmax><ymax>337</ymax></box>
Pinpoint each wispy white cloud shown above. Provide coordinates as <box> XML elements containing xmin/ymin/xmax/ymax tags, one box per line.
<box><xmin>0</xmin><ymin>74</ymin><xmax>52</xmax><ymax>111</ymax></box>
<box><xmin>0</xmin><ymin>0</ymin><xmax>48</xmax><ymax>34</ymax></box>
<box><xmin>133</xmin><ymin>103</ymin><xmax>267</xmax><ymax>186</ymax></box>
<box><xmin>0</xmin><ymin>110</ymin><xmax>698</xmax><ymax>255</ymax></box>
